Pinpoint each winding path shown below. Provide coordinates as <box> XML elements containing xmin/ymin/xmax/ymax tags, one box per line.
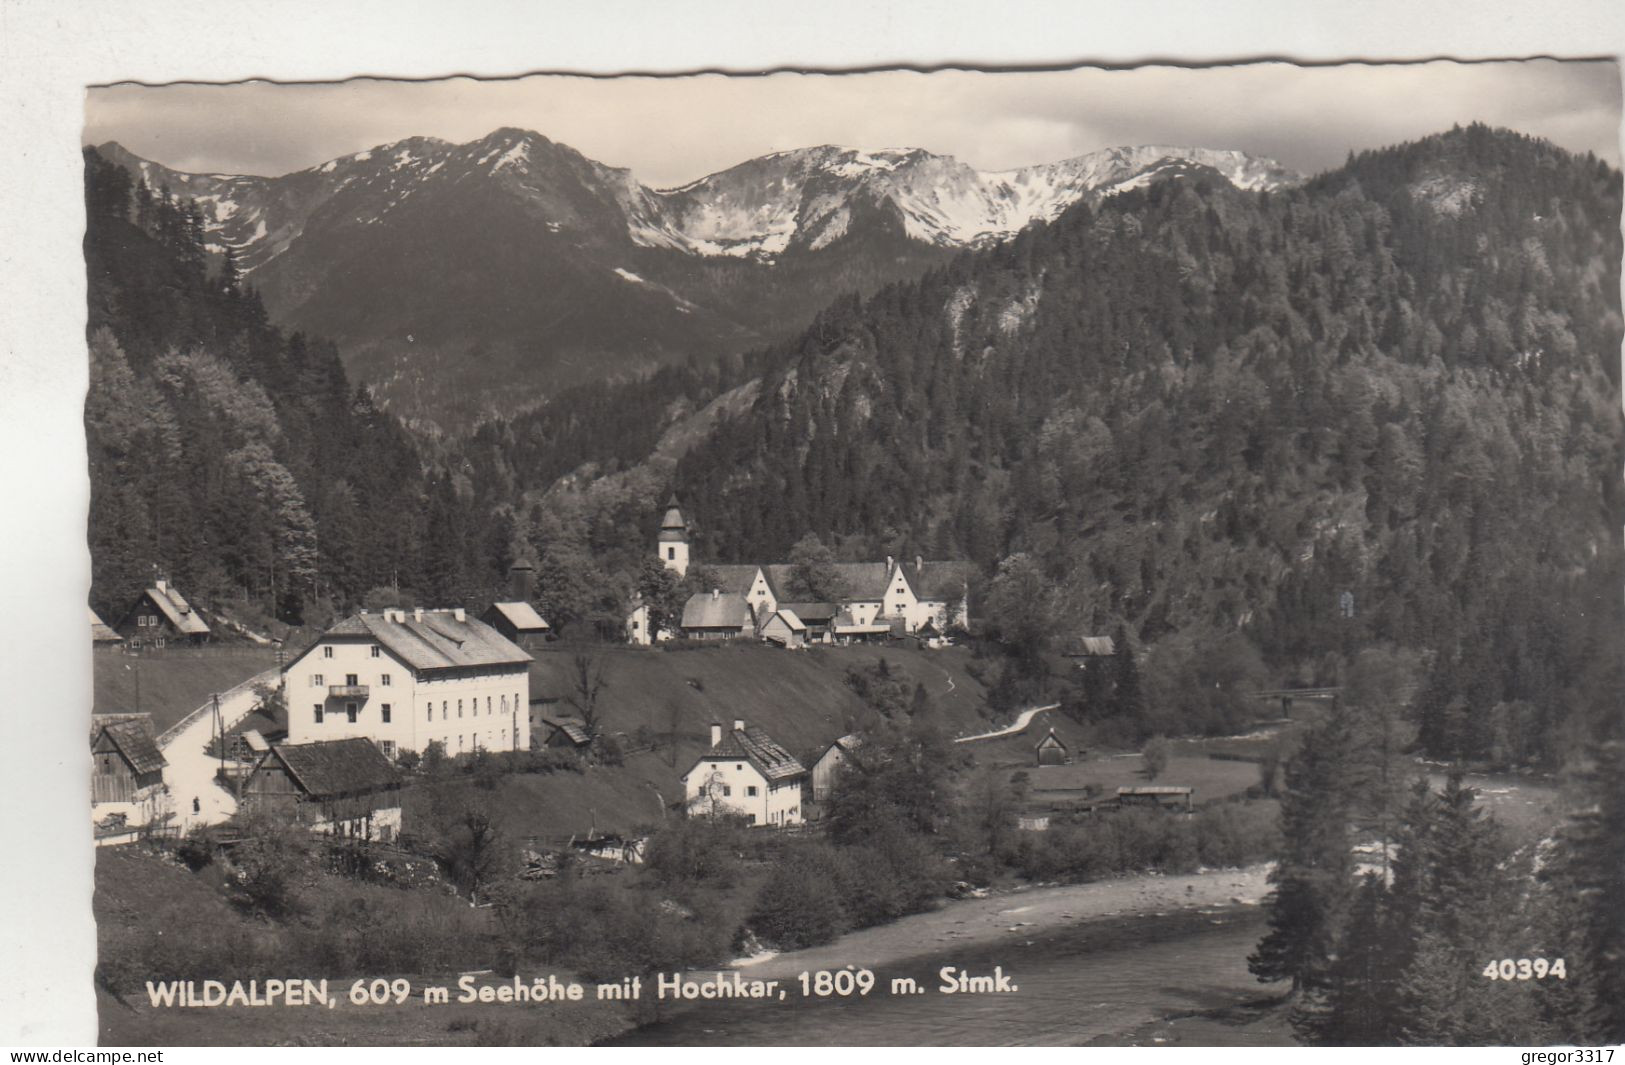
<box><xmin>953</xmin><ymin>702</ymin><xmax>1058</xmax><ymax>743</ymax></box>
<box><xmin>158</xmin><ymin>667</ymin><xmax>280</xmax><ymax>831</ymax></box>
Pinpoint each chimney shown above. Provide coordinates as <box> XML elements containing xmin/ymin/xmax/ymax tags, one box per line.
<box><xmin>916</xmin><ymin>554</ymin><xmax>923</xmax><ymax>572</ymax></box>
<box><xmin>886</xmin><ymin>555</ymin><xmax>894</xmax><ymax>571</ymax></box>
<box><xmin>710</xmin><ymin>722</ymin><xmax>722</xmax><ymax>747</ymax></box>
<box><xmin>510</xmin><ymin>561</ymin><xmax>536</xmax><ymax>603</ymax></box>
<box><xmin>414</xmin><ymin>607</ymin><xmax>424</xmax><ymax>623</ymax></box>
<box><xmin>155</xmin><ymin>577</ymin><xmax>168</xmax><ymax>594</ymax></box>
<box><xmin>453</xmin><ymin>607</ymin><xmax>466</xmax><ymax>622</ymax></box>
<box><xmin>733</xmin><ymin>719</ymin><xmax>745</xmax><ymax>732</ymax></box>
<box><xmin>712</xmin><ymin>588</ymin><xmax>720</xmax><ymax>600</ymax></box>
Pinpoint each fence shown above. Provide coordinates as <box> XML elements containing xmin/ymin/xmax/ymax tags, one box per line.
<box><xmin>155</xmin><ymin>666</ymin><xmax>281</xmax><ymax>748</ymax></box>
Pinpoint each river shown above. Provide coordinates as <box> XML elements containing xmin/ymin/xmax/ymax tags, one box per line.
<box><xmin>606</xmin><ymin>905</ymin><xmax>1277</xmax><ymax>1046</ymax></box>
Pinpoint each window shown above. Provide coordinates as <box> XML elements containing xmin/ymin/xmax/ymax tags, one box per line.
<box><xmin>380</xmin><ymin>674</ymin><xmax>391</xmax><ymax>687</ymax></box>
<box><xmin>314</xmin><ymin>705</ymin><xmax>324</xmax><ymax>724</ymax></box>
<box><xmin>457</xmin><ymin>700</ymin><xmax>463</xmax><ymax>718</ymax></box>
<box><xmin>486</xmin><ymin>697</ymin><xmax>491</xmax><ymax>715</ymax></box>
<box><xmin>632</xmin><ymin>620</ymin><xmax>640</xmax><ymax>631</ymax></box>
<box><xmin>370</xmin><ymin>646</ymin><xmax>380</xmax><ymax>658</ymax></box>
<box><xmin>747</xmin><ymin>813</ymin><xmax>757</xmax><ymax>824</ymax></box>
<box><xmin>381</xmin><ymin>704</ymin><xmax>392</xmax><ymax>723</ymax></box>
<box><xmin>311</xmin><ymin>674</ymin><xmax>324</xmax><ymax>687</ymax></box>
<box><xmin>346</xmin><ymin>703</ymin><xmax>358</xmax><ymax>723</ymax></box>
<box><xmin>155</xmin><ymin>637</ymin><xmax>165</xmax><ymax>649</ymax></box>
<box><xmin>380</xmin><ymin>740</ymin><xmax>396</xmax><ymax>760</ymax></box>
<box><xmin>722</xmin><ymin>785</ymin><xmax>732</xmax><ymax>797</ymax></box>
<box><xmin>346</xmin><ymin>673</ymin><xmax>358</xmax><ymax>686</ymax></box>
<box><xmin>442</xmin><ymin>701</ymin><xmax>447</xmax><ymax>720</ymax></box>
<box><xmin>458</xmin><ymin>735</ymin><xmax>464</xmax><ymax>751</ymax></box>
<box><xmin>667</xmin><ymin>547</ymin><xmax>675</xmax><ymax>560</ymax></box>
<box><xmin>323</xmin><ymin>646</ymin><xmax>333</xmax><ymax>659</ymax></box>
<box><xmin>746</xmin><ymin>785</ymin><xmax>758</xmax><ymax>797</ymax></box>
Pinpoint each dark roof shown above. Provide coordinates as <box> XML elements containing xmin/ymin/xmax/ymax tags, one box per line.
<box><xmin>681</xmin><ymin>591</ymin><xmax>754</xmax><ymax>630</ymax></box>
<box><xmin>696</xmin><ymin>724</ymin><xmax>806</xmax><ymax>782</ymax></box>
<box><xmin>778</xmin><ymin>601</ymin><xmax>840</xmax><ymax>622</ymax></box>
<box><xmin>483</xmin><ymin>601</ymin><xmax>550</xmax><ymax>633</ymax></box>
<box><xmin>1068</xmin><ymin>635</ymin><xmax>1117</xmax><ymax>657</ymax></box>
<box><xmin>94</xmin><ymin>719</ymin><xmax>167</xmax><ymax>774</ymax></box>
<box><xmin>308</xmin><ymin>610</ymin><xmax>532</xmax><ymax>672</ymax></box>
<box><xmin>700</xmin><ymin>565</ymin><xmax>765</xmax><ymax>596</ymax></box>
<box><xmin>659</xmin><ymin>497</ymin><xmax>688</xmax><ymax>541</ymax></box>
<box><xmin>264</xmin><ymin>738</ymin><xmax>400</xmax><ymax>799</ymax></box>
<box><xmin>141</xmin><ymin>584</ymin><xmax>210</xmax><ymax>635</ymax></box>
<box><xmin>89</xmin><ymin>607</ymin><xmax>123</xmax><ymax>643</ymax></box>
<box><xmin>1036</xmin><ymin>729</ymin><xmax>1067</xmax><ymax>750</ymax></box>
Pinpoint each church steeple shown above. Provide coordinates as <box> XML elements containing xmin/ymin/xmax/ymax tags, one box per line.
<box><xmin>658</xmin><ymin>495</ymin><xmax>689</xmax><ymax>577</ymax></box>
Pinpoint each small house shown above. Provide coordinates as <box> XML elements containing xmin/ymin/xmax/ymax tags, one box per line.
<box><xmin>809</xmin><ymin>733</ymin><xmax>865</xmax><ymax>802</ymax></box>
<box><xmin>241</xmin><ymin>737</ymin><xmax>404</xmax><ymax>842</ymax></box>
<box><xmin>1065</xmin><ymin>635</ymin><xmax>1116</xmax><ymax>668</ymax></box>
<box><xmin>1035</xmin><ymin>728</ymin><xmax>1070</xmax><ymax>766</ymax></box>
<box><xmin>91</xmin><ymin>716</ymin><xmax>170</xmax><ymax>837</ymax></box>
<box><xmin>116</xmin><ymin>578</ymin><xmax>210</xmax><ymax>649</ymax></box>
<box><xmin>480</xmin><ymin>600</ymin><xmax>551</xmax><ymax>648</ymax></box>
<box><xmin>541</xmin><ymin>717</ymin><xmax>593</xmax><ymax>751</ymax></box>
<box><xmin>778</xmin><ymin>602</ymin><xmax>839</xmax><ymax>643</ymax></box>
<box><xmin>758</xmin><ymin>607</ymin><xmax>807</xmax><ymax>649</ymax></box>
<box><xmin>680</xmin><ymin>589</ymin><xmax>755</xmax><ymax>639</ymax></box>
<box><xmin>681</xmin><ymin>720</ymin><xmax>807</xmax><ymax>827</ymax></box>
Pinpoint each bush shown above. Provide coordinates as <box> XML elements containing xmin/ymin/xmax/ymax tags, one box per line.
<box><xmin>1192</xmin><ymin>801</ymin><xmax>1279</xmax><ymax>868</ymax></box>
<box><xmin>1141</xmin><ymin>735</ymin><xmax>1171</xmax><ymax>780</ymax></box>
<box><xmin>644</xmin><ymin>817</ymin><xmax>742</xmax><ymax>889</ymax></box>
<box><xmin>175</xmin><ymin>826</ymin><xmax>217</xmax><ymax>870</ymax></box>
<box><xmin>748</xmin><ymin>844</ymin><xmax>847</xmax><ymax>950</ymax></box>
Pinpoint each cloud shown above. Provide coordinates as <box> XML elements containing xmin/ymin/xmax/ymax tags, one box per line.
<box><xmin>85</xmin><ymin>60</ymin><xmax>1620</xmax><ymax>184</ymax></box>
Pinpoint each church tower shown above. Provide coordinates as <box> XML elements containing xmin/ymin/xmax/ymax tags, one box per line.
<box><xmin>658</xmin><ymin>495</ymin><xmax>690</xmax><ymax>578</ymax></box>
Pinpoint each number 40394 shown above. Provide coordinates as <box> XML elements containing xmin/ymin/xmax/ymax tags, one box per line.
<box><xmin>1482</xmin><ymin>958</ymin><xmax>1565</xmax><ymax>980</ymax></box>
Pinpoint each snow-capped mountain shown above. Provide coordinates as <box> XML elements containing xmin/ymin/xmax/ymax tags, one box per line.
<box><xmin>91</xmin><ymin>129</ymin><xmax>1300</xmax><ymax>426</ymax></box>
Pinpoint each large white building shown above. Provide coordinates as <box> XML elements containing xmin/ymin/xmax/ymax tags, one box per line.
<box><xmin>284</xmin><ymin>608</ymin><xmax>532</xmax><ymax>761</ymax></box>
<box><xmin>681</xmin><ymin>720</ymin><xmax>807</xmax><ymax>827</ymax></box>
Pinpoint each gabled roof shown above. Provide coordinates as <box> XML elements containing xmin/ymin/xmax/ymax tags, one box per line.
<box><xmin>1068</xmin><ymin>635</ymin><xmax>1117</xmax><ymax>657</ymax></box>
<box><xmin>901</xmin><ymin>561</ymin><xmax>978</xmax><ymax>600</ymax></box>
<box><xmin>681</xmin><ymin>591</ymin><xmax>754</xmax><ymax>630</ymax></box>
<box><xmin>89</xmin><ymin>607</ymin><xmax>123</xmax><ymax>643</ymax></box>
<box><xmin>1036</xmin><ymin>728</ymin><xmax>1067</xmax><ymax>751</ymax></box>
<box><xmin>305</xmin><ymin>610</ymin><xmax>532</xmax><ymax>673</ymax></box>
<box><xmin>141</xmin><ymin>584</ymin><xmax>210</xmax><ymax>635</ymax></box>
<box><xmin>766</xmin><ymin>608</ymin><xmax>806</xmax><ymax>632</ymax></box>
<box><xmin>694</xmin><ymin>724</ymin><xmax>807</xmax><ymax>782</ymax></box>
<box><xmin>832</xmin><ymin>609</ymin><xmax>890</xmax><ymax>634</ymax></box>
<box><xmin>93</xmin><ymin>719</ymin><xmax>167</xmax><ymax>775</ymax></box>
<box><xmin>484</xmin><ymin>601</ymin><xmax>550</xmax><ymax>633</ymax></box>
<box><xmin>700</xmin><ymin>565</ymin><xmax>766</xmax><ymax>597</ymax></box>
<box><xmin>262</xmin><ymin>738</ymin><xmax>400</xmax><ymax>799</ymax></box>
<box><xmin>818</xmin><ymin>732</ymin><xmax>866</xmax><ymax>767</ymax></box>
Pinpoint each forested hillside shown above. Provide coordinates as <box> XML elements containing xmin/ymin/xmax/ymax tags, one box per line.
<box><xmin>648</xmin><ymin>125</ymin><xmax>1623</xmax><ymax>762</ymax></box>
<box><xmin>84</xmin><ymin>149</ymin><xmax>511</xmax><ymax>624</ymax></box>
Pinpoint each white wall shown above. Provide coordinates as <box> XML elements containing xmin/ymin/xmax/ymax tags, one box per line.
<box><xmin>683</xmin><ymin>756</ymin><xmax>803</xmax><ymax>826</ymax></box>
<box><xmin>285</xmin><ymin>638</ymin><xmax>530</xmax><ymax>757</ymax></box>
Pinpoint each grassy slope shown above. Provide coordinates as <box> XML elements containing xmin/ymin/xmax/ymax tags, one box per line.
<box><xmin>93</xmin><ymin>650</ymin><xmax>281</xmax><ymax>732</ymax></box>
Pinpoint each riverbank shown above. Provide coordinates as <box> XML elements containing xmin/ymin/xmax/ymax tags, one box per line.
<box><xmin>731</xmin><ymin>861</ymin><xmax>1274</xmax><ymax>982</ymax></box>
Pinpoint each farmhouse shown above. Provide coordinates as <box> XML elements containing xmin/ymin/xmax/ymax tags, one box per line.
<box><xmin>241</xmin><ymin>737</ymin><xmax>403</xmax><ymax>842</ymax></box>
<box><xmin>90</xmin><ymin>715</ymin><xmax>170</xmax><ymax>838</ymax></box>
<box><xmin>682</xmin><ymin>720</ymin><xmax>807</xmax><ymax>826</ymax></box>
<box><xmin>116</xmin><ymin>577</ymin><xmax>210</xmax><ymax>649</ymax></box>
<box><xmin>651</xmin><ymin>498</ymin><xmax>974</xmax><ymax>644</ymax></box>
<box><xmin>810</xmin><ymin>733</ymin><xmax>864</xmax><ymax>802</ymax></box>
<box><xmin>283</xmin><ymin>607</ymin><xmax>532</xmax><ymax>760</ymax></box>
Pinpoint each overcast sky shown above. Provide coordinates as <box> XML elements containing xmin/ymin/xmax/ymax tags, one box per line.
<box><xmin>86</xmin><ymin>60</ymin><xmax>1620</xmax><ymax>187</ymax></box>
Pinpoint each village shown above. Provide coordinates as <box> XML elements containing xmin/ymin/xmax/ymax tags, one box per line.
<box><xmin>87</xmin><ymin>496</ymin><xmax>1251</xmax><ymax>870</ymax></box>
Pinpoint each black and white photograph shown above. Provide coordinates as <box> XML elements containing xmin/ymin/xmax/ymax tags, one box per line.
<box><xmin>3</xmin><ymin>3</ymin><xmax>1623</xmax><ymax>1052</ymax></box>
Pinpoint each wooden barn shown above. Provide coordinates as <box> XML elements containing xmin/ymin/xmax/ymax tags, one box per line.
<box><xmin>116</xmin><ymin>578</ymin><xmax>210</xmax><ymax>649</ymax></box>
<box><xmin>1035</xmin><ymin>728</ymin><xmax>1070</xmax><ymax>766</ymax></box>
<box><xmin>810</xmin><ymin>733</ymin><xmax>865</xmax><ymax>802</ymax></box>
<box><xmin>540</xmin><ymin>717</ymin><xmax>593</xmax><ymax>751</ymax></box>
<box><xmin>89</xmin><ymin>607</ymin><xmax>123</xmax><ymax>648</ymax></box>
<box><xmin>91</xmin><ymin>716</ymin><xmax>167</xmax><ymax>804</ymax></box>
<box><xmin>758</xmin><ymin>607</ymin><xmax>808</xmax><ymax>649</ymax></box>
<box><xmin>480</xmin><ymin>600</ymin><xmax>551</xmax><ymax>648</ymax></box>
<box><xmin>241</xmin><ymin>737</ymin><xmax>403</xmax><ymax>842</ymax></box>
